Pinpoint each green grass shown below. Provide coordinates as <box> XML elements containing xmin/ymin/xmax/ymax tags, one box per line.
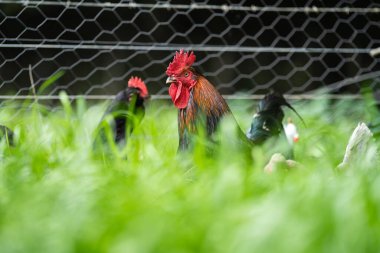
<box><xmin>0</xmin><ymin>96</ymin><xmax>379</xmax><ymax>253</ymax></box>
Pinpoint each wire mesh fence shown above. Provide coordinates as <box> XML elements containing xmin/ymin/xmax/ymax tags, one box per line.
<box><xmin>0</xmin><ymin>0</ymin><xmax>380</xmax><ymax>102</ymax></box>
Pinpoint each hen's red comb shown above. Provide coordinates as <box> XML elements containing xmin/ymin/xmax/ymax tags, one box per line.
<box><xmin>128</xmin><ymin>76</ymin><xmax>149</xmax><ymax>98</ymax></box>
<box><xmin>166</xmin><ymin>49</ymin><xmax>196</xmax><ymax>76</ymax></box>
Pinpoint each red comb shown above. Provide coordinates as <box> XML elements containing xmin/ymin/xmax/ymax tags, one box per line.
<box><xmin>128</xmin><ymin>76</ymin><xmax>148</xmax><ymax>98</ymax></box>
<box><xmin>166</xmin><ymin>49</ymin><xmax>196</xmax><ymax>76</ymax></box>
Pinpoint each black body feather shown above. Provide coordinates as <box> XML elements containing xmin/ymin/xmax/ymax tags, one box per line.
<box><xmin>0</xmin><ymin>125</ymin><xmax>14</xmax><ymax>146</ymax></box>
<box><xmin>97</xmin><ymin>87</ymin><xmax>146</xmax><ymax>146</ymax></box>
<box><xmin>246</xmin><ymin>93</ymin><xmax>304</xmax><ymax>145</ymax></box>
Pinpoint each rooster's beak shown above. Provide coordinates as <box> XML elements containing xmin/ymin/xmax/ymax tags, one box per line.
<box><xmin>166</xmin><ymin>76</ymin><xmax>177</xmax><ymax>84</ymax></box>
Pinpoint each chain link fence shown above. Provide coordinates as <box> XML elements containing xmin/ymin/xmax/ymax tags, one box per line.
<box><xmin>0</xmin><ymin>0</ymin><xmax>380</xmax><ymax>102</ymax></box>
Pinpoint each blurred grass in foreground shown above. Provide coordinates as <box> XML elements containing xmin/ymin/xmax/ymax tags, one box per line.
<box><xmin>0</xmin><ymin>96</ymin><xmax>379</xmax><ymax>253</ymax></box>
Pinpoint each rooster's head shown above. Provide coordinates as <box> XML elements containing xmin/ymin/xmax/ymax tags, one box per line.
<box><xmin>166</xmin><ymin>49</ymin><xmax>197</xmax><ymax>109</ymax></box>
<box><xmin>128</xmin><ymin>76</ymin><xmax>149</xmax><ymax>99</ymax></box>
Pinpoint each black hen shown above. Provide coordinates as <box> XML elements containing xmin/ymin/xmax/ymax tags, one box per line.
<box><xmin>246</xmin><ymin>93</ymin><xmax>304</xmax><ymax>145</ymax></box>
<box><xmin>96</xmin><ymin>76</ymin><xmax>149</xmax><ymax>146</ymax></box>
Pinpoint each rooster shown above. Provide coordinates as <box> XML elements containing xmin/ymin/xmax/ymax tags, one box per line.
<box><xmin>165</xmin><ymin>50</ymin><xmax>302</xmax><ymax>152</ymax></box>
<box><xmin>165</xmin><ymin>50</ymin><xmax>235</xmax><ymax>151</ymax></box>
<box><xmin>96</xmin><ymin>76</ymin><xmax>149</xmax><ymax>147</ymax></box>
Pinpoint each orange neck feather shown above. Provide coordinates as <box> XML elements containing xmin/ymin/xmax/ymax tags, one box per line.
<box><xmin>193</xmin><ymin>76</ymin><xmax>231</xmax><ymax>116</ymax></box>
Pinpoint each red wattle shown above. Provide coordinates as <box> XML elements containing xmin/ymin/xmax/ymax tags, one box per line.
<box><xmin>169</xmin><ymin>82</ymin><xmax>190</xmax><ymax>109</ymax></box>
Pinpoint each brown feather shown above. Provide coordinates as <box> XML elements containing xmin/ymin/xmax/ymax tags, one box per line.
<box><xmin>194</xmin><ymin>76</ymin><xmax>231</xmax><ymax>117</ymax></box>
<box><xmin>177</xmin><ymin>75</ymin><xmax>237</xmax><ymax>151</ymax></box>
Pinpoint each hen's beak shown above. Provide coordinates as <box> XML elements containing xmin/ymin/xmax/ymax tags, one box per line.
<box><xmin>166</xmin><ymin>76</ymin><xmax>177</xmax><ymax>84</ymax></box>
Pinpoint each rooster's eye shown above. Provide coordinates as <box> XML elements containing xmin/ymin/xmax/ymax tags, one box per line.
<box><xmin>184</xmin><ymin>72</ymin><xmax>189</xmax><ymax>77</ymax></box>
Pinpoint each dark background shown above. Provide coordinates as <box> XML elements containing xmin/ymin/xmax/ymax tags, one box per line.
<box><xmin>0</xmin><ymin>0</ymin><xmax>379</xmax><ymax>97</ymax></box>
